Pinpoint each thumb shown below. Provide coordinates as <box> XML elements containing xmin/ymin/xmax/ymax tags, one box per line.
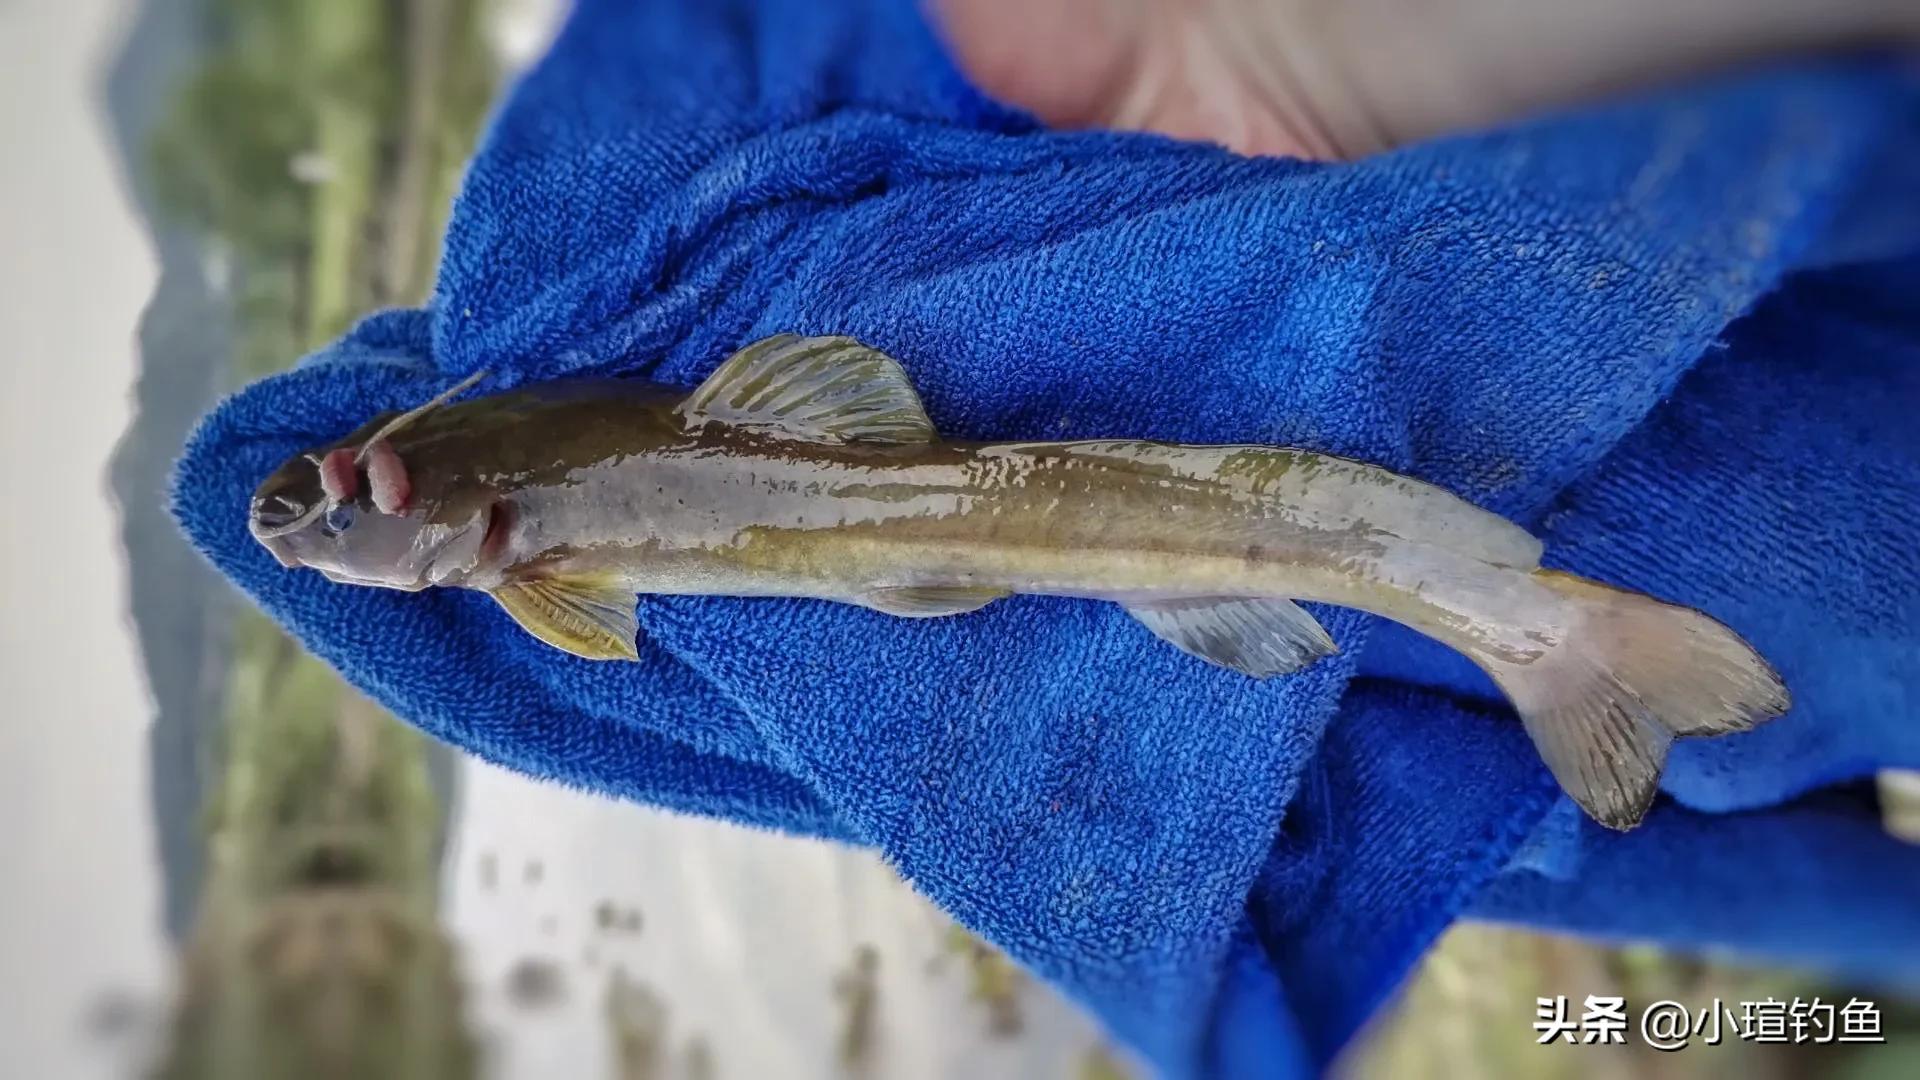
<box><xmin>934</xmin><ymin>0</ymin><xmax>1920</xmax><ymax>159</ymax></box>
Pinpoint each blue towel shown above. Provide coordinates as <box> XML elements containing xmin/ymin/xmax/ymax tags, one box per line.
<box><xmin>171</xmin><ymin>0</ymin><xmax>1920</xmax><ymax>1073</ymax></box>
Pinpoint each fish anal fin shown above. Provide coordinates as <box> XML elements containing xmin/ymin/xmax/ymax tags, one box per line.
<box><xmin>679</xmin><ymin>334</ymin><xmax>937</xmax><ymax>445</ymax></box>
<box><xmin>491</xmin><ymin>573</ymin><xmax>639</xmax><ymax>661</ymax></box>
<box><xmin>1520</xmin><ymin>692</ymin><xmax>1672</xmax><ymax>831</ymax></box>
<box><xmin>854</xmin><ymin>585</ymin><xmax>1009</xmax><ymax>618</ymax></box>
<box><xmin>1125</xmin><ymin>596</ymin><xmax>1338</xmax><ymax>678</ymax></box>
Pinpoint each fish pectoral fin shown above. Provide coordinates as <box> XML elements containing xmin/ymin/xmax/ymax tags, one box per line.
<box><xmin>852</xmin><ymin>586</ymin><xmax>1010</xmax><ymax>618</ymax></box>
<box><xmin>490</xmin><ymin>574</ymin><xmax>639</xmax><ymax>661</ymax></box>
<box><xmin>1124</xmin><ymin>596</ymin><xmax>1337</xmax><ymax>678</ymax></box>
<box><xmin>678</xmin><ymin>334</ymin><xmax>937</xmax><ymax>445</ymax></box>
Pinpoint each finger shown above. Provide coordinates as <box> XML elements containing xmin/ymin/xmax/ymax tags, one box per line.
<box><xmin>1248</xmin><ymin>0</ymin><xmax>1920</xmax><ymax>155</ymax></box>
<box><xmin>928</xmin><ymin>0</ymin><xmax>1149</xmax><ymax>128</ymax></box>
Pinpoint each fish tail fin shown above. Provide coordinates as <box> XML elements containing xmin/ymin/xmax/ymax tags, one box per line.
<box><xmin>1476</xmin><ymin>569</ymin><xmax>1790</xmax><ymax>830</ymax></box>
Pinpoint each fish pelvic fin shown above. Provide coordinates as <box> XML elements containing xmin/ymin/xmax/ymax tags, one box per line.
<box><xmin>679</xmin><ymin>334</ymin><xmax>937</xmax><ymax>445</ymax></box>
<box><xmin>1476</xmin><ymin>570</ymin><xmax>1790</xmax><ymax>830</ymax></box>
<box><xmin>490</xmin><ymin>573</ymin><xmax>639</xmax><ymax>661</ymax></box>
<box><xmin>1125</xmin><ymin>596</ymin><xmax>1338</xmax><ymax>678</ymax></box>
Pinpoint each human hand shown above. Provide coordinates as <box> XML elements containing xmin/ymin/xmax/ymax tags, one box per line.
<box><xmin>933</xmin><ymin>0</ymin><xmax>1920</xmax><ymax>160</ymax></box>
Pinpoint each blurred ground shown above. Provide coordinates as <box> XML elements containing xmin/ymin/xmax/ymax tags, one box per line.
<box><xmin>446</xmin><ymin>759</ymin><xmax>1115</xmax><ymax>1079</ymax></box>
<box><xmin>1347</xmin><ymin>926</ymin><xmax>1920</xmax><ymax>1080</ymax></box>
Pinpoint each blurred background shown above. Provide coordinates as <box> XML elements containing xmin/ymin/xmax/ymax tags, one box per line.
<box><xmin>0</xmin><ymin>1</ymin><xmax>1914</xmax><ymax>1078</ymax></box>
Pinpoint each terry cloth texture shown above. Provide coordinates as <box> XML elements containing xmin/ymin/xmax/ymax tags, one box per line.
<box><xmin>171</xmin><ymin>1</ymin><xmax>1920</xmax><ymax>1074</ymax></box>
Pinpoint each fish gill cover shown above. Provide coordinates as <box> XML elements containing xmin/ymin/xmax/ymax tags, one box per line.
<box><xmin>170</xmin><ymin>0</ymin><xmax>1920</xmax><ymax>1074</ymax></box>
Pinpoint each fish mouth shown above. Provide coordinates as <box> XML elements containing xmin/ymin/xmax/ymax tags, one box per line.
<box><xmin>248</xmin><ymin>519</ymin><xmax>304</xmax><ymax>568</ymax></box>
<box><xmin>249</xmin><ymin>495</ymin><xmax>320</xmax><ymax>563</ymax></box>
<box><xmin>250</xmin><ymin>494</ymin><xmax>301</xmax><ymax>532</ymax></box>
<box><xmin>321</xmin><ymin>568</ymin><xmax>432</xmax><ymax>593</ymax></box>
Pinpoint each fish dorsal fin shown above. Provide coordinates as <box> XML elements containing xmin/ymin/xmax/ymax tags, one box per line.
<box><xmin>853</xmin><ymin>585</ymin><xmax>1010</xmax><ymax>618</ymax></box>
<box><xmin>678</xmin><ymin>334</ymin><xmax>937</xmax><ymax>445</ymax></box>
<box><xmin>1124</xmin><ymin>596</ymin><xmax>1338</xmax><ymax>678</ymax></box>
<box><xmin>490</xmin><ymin>573</ymin><xmax>639</xmax><ymax>661</ymax></box>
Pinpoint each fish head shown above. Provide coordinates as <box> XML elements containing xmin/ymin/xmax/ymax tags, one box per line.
<box><xmin>248</xmin><ymin>433</ymin><xmax>503</xmax><ymax>592</ymax></box>
<box><xmin>247</xmin><ymin>375</ymin><xmax>689</xmax><ymax>594</ymax></box>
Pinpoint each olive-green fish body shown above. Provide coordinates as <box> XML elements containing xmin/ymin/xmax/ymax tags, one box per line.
<box><xmin>250</xmin><ymin>334</ymin><xmax>1789</xmax><ymax>830</ymax></box>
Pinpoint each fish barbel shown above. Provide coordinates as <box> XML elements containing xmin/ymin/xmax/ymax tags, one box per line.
<box><xmin>249</xmin><ymin>334</ymin><xmax>1789</xmax><ymax>828</ymax></box>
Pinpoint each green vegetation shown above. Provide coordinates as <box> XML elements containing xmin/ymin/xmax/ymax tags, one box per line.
<box><xmin>944</xmin><ymin>925</ymin><xmax>1027</xmax><ymax>1038</ymax></box>
<box><xmin>147</xmin><ymin>0</ymin><xmax>496</xmax><ymax>1076</ymax></box>
<box><xmin>150</xmin><ymin>0</ymin><xmax>494</xmax><ymax>376</ymax></box>
<box><xmin>157</xmin><ymin>614</ymin><xmax>476</xmax><ymax>1080</ymax></box>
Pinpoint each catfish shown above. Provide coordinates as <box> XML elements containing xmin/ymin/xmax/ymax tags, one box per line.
<box><xmin>250</xmin><ymin>334</ymin><xmax>1789</xmax><ymax>828</ymax></box>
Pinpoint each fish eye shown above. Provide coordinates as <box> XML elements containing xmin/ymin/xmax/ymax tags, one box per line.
<box><xmin>322</xmin><ymin>504</ymin><xmax>357</xmax><ymax>536</ymax></box>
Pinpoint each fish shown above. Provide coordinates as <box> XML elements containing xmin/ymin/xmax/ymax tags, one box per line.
<box><xmin>249</xmin><ymin>333</ymin><xmax>1790</xmax><ymax>829</ymax></box>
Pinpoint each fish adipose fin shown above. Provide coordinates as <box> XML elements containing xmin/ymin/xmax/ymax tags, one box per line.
<box><xmin>490</xmin><ymin>573</ymin><xmax>639</xmax><ymax>661</ymax></box>
<box><xmin>855</xmin><ymin>586</ymin><xmax>1010</xmax><ymax>617</ymax></box>
<box><xmin>679</xmin><ymin>334</ymin><xmax>937</xmax><ymax>445</ymax></box>
<box><xmin>1125</xmin><ymin>597</ymin><xmax>1338</xmax><ymax>678</ymax></box>
<box><xmin>1479</xmin><ymin>570</ymin><xmax>1791</xmax><ymax>830</ymax></box>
